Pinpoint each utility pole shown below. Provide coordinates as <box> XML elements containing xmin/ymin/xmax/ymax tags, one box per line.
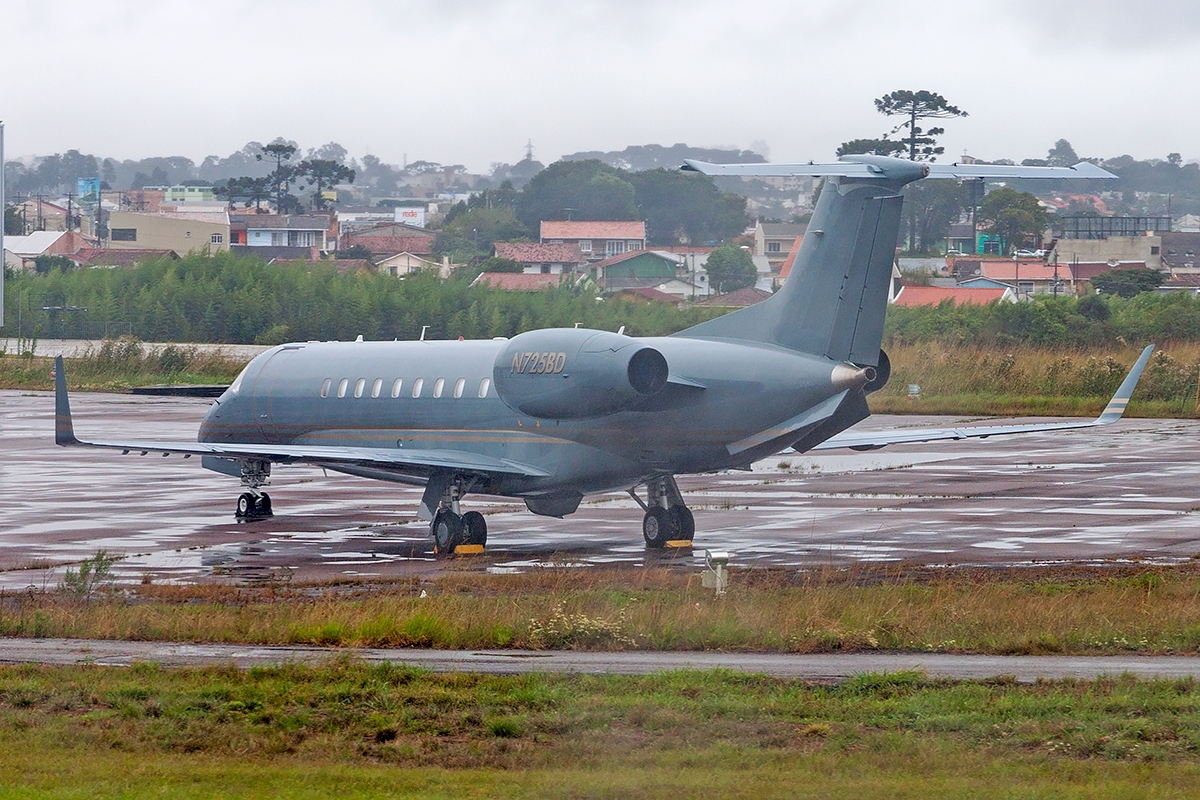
<box><xmin>65</xmin><ymin>192</ymin><xmax>74</xmax><ymax>232</ymax></box>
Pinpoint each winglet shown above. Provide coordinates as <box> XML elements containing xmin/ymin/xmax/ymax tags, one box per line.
<box><xmin>1097</xmin><ymin>345</ymin><xmax>1155</xmax><ymax>424</ymax></box>
<box><xmin>54</xmin><ymin>355</ymin><xmax>79</xmax><ymax>446</ymax></box>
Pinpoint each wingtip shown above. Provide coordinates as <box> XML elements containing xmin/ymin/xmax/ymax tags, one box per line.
<box><xmin>1096</xmin><ymin>344</ymin><xmax>1155</xmax><ymax>424</ymax></box>
<box><xmin>54</xmin><ymin>355</ymin><xmax>78</xmax><ymax>446</ymax></box>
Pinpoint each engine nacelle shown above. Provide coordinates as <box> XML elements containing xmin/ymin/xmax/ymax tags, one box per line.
<box><xmin>493</xmin><ymin>328</ymin><xmax>669</xmax><ymax>419</ymax></box>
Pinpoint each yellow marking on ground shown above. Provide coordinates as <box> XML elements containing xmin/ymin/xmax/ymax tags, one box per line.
<box><xmin>454</xmin><ymin>544</ymin><xmax>485</xmax><ymax>555</ymax></box>
<box><xmin>665</xmin><ymin>540</ymin><xmax>694</xmax><ymax>548</ymax></box>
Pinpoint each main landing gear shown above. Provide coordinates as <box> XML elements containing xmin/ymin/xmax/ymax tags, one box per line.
<box><xmin>430</xmin><ymin>478</ymin><xmax>487</xmax><ymax>557</ymax></box>
<box><xmin>630</xmin><ymin>475</ymin><xmax>694</xmax><ymax>549</ymax></box>
<box><xmin>234</xmin><ymin>460</ymin><xmax>273</xmax><ymax>520</ymax></box>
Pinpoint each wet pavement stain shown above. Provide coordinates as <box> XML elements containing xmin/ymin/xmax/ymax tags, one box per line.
<box><xmin>3</xmin><ymin>389</ymin><xmax>1200</xmax><ymax>586</ymax></box>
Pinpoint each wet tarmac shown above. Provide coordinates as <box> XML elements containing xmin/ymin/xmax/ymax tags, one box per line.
<box><xmin>3</xmin><ymin>390</ymin><xmax>1199</xmax><ymax>587</ymax></box>
<box><xmin>6</xmin><ymin>638</ymin><xmax>1200</xmax><ymax>682</ymax></box>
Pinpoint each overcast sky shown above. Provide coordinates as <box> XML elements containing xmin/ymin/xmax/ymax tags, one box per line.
<box><xmin>3</xmin><ymin>0</ymin><xmax>1197</xmax><ymax>172</ymax></box>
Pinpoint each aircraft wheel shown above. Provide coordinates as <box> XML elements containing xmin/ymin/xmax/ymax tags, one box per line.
<box><xmin>462</xmin><ymin>511</ymin><xmax>488</xmax><ymax>546</ymax></box>
<box><xmin>433</xmin><ymin>510</ymin><xmax>464</xmax><ymax>555</ymax></box>
<box><xmin>257</xmin><ymin>493</ymin><xmax>273</xmax><ymax>517</ymax></box>
<box><xmin>670</xmin><ymin>506</ymin><xmax>695</xmax><ymax>541</ymax></box>
<box><xmin>642</xmin><ymin>507</ymin><xmax>674</xmax><ymax>549</ymax></box>
<box><xmin>236</xmin><ymin>493</ymin><xmax>254</xmax><ymax>518</ymax></box>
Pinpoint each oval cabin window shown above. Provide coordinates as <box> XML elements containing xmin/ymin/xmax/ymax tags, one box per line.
<box><xmin>453</xmin><ymin>378</ymin><xmax>466</xmax><ymax>398</ymax></box>
<box><xmin>412</xmin><ymin>378</ymin><xmax>424</xmax><ymax>398</ymax></box>
<box><xmin>337</xmin><ymin>378</ymin><xmax>349</xmax><ymax>398</ymax></box>
<box><xmin>320</xmin><ymin>378</ymin><xmax>331</xmax><ymax>398</ymax></box>
<box><xmin>371</xmin><ymin>378</ymin><xmax>383</xmax><ymax>398</ymax></box>
<box><xmin>478</xmin><ymin>378</ymin><xmax>491</xmax><ymax>398</ymax></box>
<box><xmin>354</xmin><ymin>378</ymin><xmax>366</xmax><ymax>398</ymax></box>
<box><xmin>433</xmin><ymin>378</ymin><xmax>445</xmax><ymax>398</ymax></box>
<box><xmin>391</xmin><ymin>378</ymin><xmax>403</xmax><ymax>398</ymax></box>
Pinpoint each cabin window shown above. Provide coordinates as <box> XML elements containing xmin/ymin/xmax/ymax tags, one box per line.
<box><xmin>391</xmin><ymin>378</ymin><xmax>403</xmax><ymax>398</ymax></box>
<box><xmin>453</xmin><ymin>378</ymin><xmax>466</xmax><ymax>398</ymax></box>
<box><xmin>320</xmin><ymin>378</ymin><xmax>331</xmax><ymax>398</ymax></box>
<box><xmin>337</xmin><ymin>378</ymin><xmax>349</xmax><ymax>398</ymax></box>
<box><xmin>478</xmin><ymin>377</ymin><xmax>491</xmax><ymax>398</ymax></box>
<box><xmin>354</xmin><ymin>378</ymin><xmax>366</xmax><ymax>398</ymax></box>
<box><xmin>412</xmin><ymin>378</ymin><xmax>424</xmax><ymax>398</ymax></box>
<box><xmin>371</xmin><ymin>378</ymin><xmax>383</xmax><ymax>398</ymax></box>
<box><xmin>433</xmin><ymin>378</ymin><xmax>445</xmax><ymax>398</ymax></box>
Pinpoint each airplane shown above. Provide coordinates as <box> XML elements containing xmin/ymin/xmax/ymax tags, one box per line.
<box><xmin>53</xmin><ymin>154</ymin><xmax>1150</xmax><ymax>556</ymax></box>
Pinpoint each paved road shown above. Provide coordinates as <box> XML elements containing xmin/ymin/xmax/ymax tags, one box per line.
<box><xmin>2</xmin><ymin>638</ymin><xmax>1198</xmax><ymax>682</ymax></box>
<box><xmin>3</xmin><ymin>390</ymin><xmax>1200</xmax><ymax>586</ymax></box>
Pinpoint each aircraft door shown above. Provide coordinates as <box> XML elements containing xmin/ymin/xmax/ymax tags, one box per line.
<box><xmin>251</xmin><ymin>347</ymin><xmax>299</xmax><ymax>442</ymax></box>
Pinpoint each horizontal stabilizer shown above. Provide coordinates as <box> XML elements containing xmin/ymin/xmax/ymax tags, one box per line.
<box><xmin>683</xmin><ymin>156</ymin><xmax>1116</xmax><ymax>181</ymax></box>
<box><xmin>812</xmin><ymin>345</ymin><xmax>1153</xmax><ymax>452</ymax></box>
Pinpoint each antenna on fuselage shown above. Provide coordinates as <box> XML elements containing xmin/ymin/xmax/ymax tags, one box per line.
<box><xmin>617</xmin><ymin>325</ymin><xmax>626</xmax><ymax>336</ymax></box>
<box><xmin>420</xmin><ymin>325</ymin><xmax>429</xmax><ymax>341</ymax></box>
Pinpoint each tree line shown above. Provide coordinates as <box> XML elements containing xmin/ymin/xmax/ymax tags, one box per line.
<box><xmin>2</xmin><ymin>253</ymin><xmax>722</xmax><ymax>345</ymax></box>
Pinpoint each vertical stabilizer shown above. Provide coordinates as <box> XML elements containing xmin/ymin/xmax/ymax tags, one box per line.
<box><xmin>677</xmin><ymin>156</ymin><xmax>925</xmax><ymax>366</ymax></box>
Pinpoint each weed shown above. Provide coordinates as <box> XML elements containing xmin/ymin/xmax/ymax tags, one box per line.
<box><xmin>59</xmin><ymin>550</ymin><xmax>121</xmax><ymax>600</ymax></box>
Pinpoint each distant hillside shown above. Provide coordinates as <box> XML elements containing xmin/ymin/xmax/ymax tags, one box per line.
<box><xmin>560</xmin><ymin>143</ymin><xmax>766</xmax><ymax>172</ymax></box>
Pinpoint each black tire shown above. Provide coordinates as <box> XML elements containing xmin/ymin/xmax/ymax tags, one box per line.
<box><xmin>642</xmin><ymin>507</ymin><xmax>675</xmax><ymax>548</ymax></box>
<box><xmin>257</xmin><ymin>493</ymin><xmax>273</xmax><ymax>516</ymax></box>
<box><xmin>670</xmin><ymin>506</ymin><xmax>695</xmax><ymax>541</ymax></box>
<box><xmin>433</xmin><ymin>510</ymin><xmax>464</xmax><ymax>555</ymax></box>
<box><xmin>236</xmin><ymin>493</ymin><xmax>253</xmax><ymax>518</ymax></box>
<box><xmin>462</xmin><ymin>511</ymin><xmax>487</xmax><ymax>546</ymax></box>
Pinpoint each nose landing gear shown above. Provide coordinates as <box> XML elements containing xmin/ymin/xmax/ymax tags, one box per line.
<box><xmin>631</xmin><ymin>476</ymin><xmax>694</xmax><ymax>549</ymax></box>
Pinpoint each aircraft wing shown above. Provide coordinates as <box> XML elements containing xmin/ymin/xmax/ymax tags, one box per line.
<box><xmin>682</xmin><ymin>158</ymin><xmax>1117</xmax><ymax>181</ymax></box>
<box><xmin>809</xmin><ymin>345</ymin><xmax>1154</xmax><ymax>452</ymax></box>
<box><xmin>53</xmin><ymin>357</ymin><xmax>549</xmax><ymax>478</ymax></box>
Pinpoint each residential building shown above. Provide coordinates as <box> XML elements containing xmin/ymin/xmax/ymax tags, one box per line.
<box><xmin>753</xmin><ymin>222</ymin><xmax>806</xmax><ymax>265</ymax></box>
<box><xmin>3</xmin><ymin>230</ymin><xmax>92</xmax><ymax>270</ymax></box>
<box><xmin>145</xmin><ymin>185</ymin><xmax>218</xmax><ymax>203</ymax></box>
<box><xmin>244</xmin><ymin>215</ymin><xmax>334</xmax><ymax>250</ymax></box>
<box><xmin>337</xmin><ymin>207</ymin><xmax>403</xmax><ymax>236</ymax></box>
<box><xmin>1067</xmin><ymin>261</ymin><xmax>1151</xmax><ymax>287</ymax></box>
<box><xmin>1160</xmin><ymin>232</ymin><xmax>1200</xmax><ymax>273</ymax></box>
<box><xmin>377</xmin><ymin>252</ymin><xmax>449</xmax><ymax>278</ymax></box>
<box><xmin>10</xmin><ymin>198</ymin><xmax>71</xmax><ymax>232</ymax></box>
<box><xmin>945</xmin><ymin>221</ymin><xmax>976</xmax><ymax>254</ymax></box>
<box><xmin>493</xmin><ymin>242</ymin><xmax>587</xmax><ymax>274</ymax></box>
<box><xmin>106</xmin><ymin>210</ymin><xmax>230</xmax><ymax>256</ymax></box>
<box><xmin>1159</xmin><ymin>274</ymin><xmax>1200</xmax><ymax>294</ymax></box>
<box><xmin>539</xmin><ymin>220</ymin><xmax>645</xmax><ymax>261</ymax></box>
<box><xmin>892</xmin><ymin>286</ymin><xmax>1014</xmax><ymax>306</ymax></box>
<box><xmin>592</xmin><ymin>250</ymin><xmax>680</xmax><ymax>287</ymax></box>
<box><xmin>613</xmin><ymin>287</ymin><xmax>680</xmax><ymax>304</ymax></box>
<box><xmin>344</xmin><ymin>233</ymin><xmax>436</xmax><ymax>259</ymax></box>
<box><xmin>1052</xmin><ymin>236</ymin><xmax>1162</xmax><ymax>271</ymax></box>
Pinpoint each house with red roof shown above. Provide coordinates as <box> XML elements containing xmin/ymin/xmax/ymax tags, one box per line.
<box><xmin>892</xmin><ymin>285</ymin><xmax>1014</xmax><ymax>307</ymax></box>
<box><xmin>539</xmin><ymin>220</ymin><xmax>645</xmax><ymax>261</ymax></box>
<box><xmin>493</xmin><ymin>242</ymin><xmax>587</xmax><ymax>274</ymax></box>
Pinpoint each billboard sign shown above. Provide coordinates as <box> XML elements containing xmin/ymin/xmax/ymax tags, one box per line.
<box><xmin>77</xmin><ymin>178</ymin><xmax>101</xmax><ymax>205</ymax></box>
<box><xmin>394</xmin><ymin>206</ymin><xmax>426</xmax><ymax>228</ymax></box>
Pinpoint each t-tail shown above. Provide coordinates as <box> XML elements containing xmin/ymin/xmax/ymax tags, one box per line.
<box><xmin>677</xmin><ymin>154</ymin><xmax>1117</xmax><ymax>367</ymax></box>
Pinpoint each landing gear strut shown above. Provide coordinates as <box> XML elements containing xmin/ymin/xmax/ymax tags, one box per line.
<box><xmin>429</xmin><ymin>477</ymin><xmax>487</xmax><ymax>557</ymax></box>
<box><xmin>631</xmin><ymin>475</ymin><xmax>693</xmax><ymax>549</ymax></box>
<box><xmin>235</xmin><ymin>460</ymin><xmax>273</xmax><ymax>519</ymax></box>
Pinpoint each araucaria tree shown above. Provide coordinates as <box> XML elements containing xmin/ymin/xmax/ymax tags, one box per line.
<box><xmin>874</xmin><ymin>90</ymin><xmax>968</xmax><ymax>162</ymax></box>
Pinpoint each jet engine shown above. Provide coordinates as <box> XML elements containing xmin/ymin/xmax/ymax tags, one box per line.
<box><xmin>861</xmin><ymin>349</ymin><xmax>891</xmax><ymax>394</ymax></box>
<box><xmin>493</xmin><ymin>328</ymin><xmax>669</xmax><ymax>419</ymax></box>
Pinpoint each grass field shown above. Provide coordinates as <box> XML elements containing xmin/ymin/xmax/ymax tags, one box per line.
<box><xmin>3</xmin><ymin>662</ymin><xmax>1200</xmax><ymax>798</ymax></box>
<box><xmin>0</xmin><ymin>339</ymin><xmax>244</xmax><ymax>392</ymax></box>
<box><xmin>7</xmin><ymin>564</ymin><xmax>1200</xmax><ymax>657</ymax></box>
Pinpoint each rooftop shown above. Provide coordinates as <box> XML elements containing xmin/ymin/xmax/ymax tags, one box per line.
<box><xmin>3</xmin><ymin>231</ymin><xmax>66</xmax><ymax>256</ymax></box>
<box><xmin>893</xmin><ymin>286</ymin><xmax>1009</xmax><ymax>307</ymax></box>
<box><xmin>243</xmin><ymin>214</ymin><xmax>330</xmax><ymax>230</ymax></box>
<box><xmin>493</xmin><ymin>242</ymin><xmax>586</xmax><ymax>264</ymax></box>
<box><xmin>72</xmin><ymin>248</ymin><xmax>178</xmax><ymax>267</ymax></box>
<box><xmin>471</xmin><ymin>272</ymin><xmax>564</xmax><ymax>291</ymax></box>
<box><xmin>759</xmin><ymin>222</ymin><xmax>807</xmax><ymax>238</ymax></box>
<box><xmin>540</xmin><ymin>220</ymin><xmax>646</xmax><ymax>240</ymax></box>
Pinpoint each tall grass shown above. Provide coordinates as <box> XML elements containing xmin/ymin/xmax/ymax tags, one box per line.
<box><xmin>6</xmin><ymin>565</ymin><xmax>1200</xmax><ymax>655</ymax></box>
<box><xmin>872</xmin><ymin>342</ymin><xmax>1200</xmax><ymax>417</ymax></box>
<box><xmin>0</xmin><ymin>337</ymin><xmax>246</xmax><ymax>391</ymax></box>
